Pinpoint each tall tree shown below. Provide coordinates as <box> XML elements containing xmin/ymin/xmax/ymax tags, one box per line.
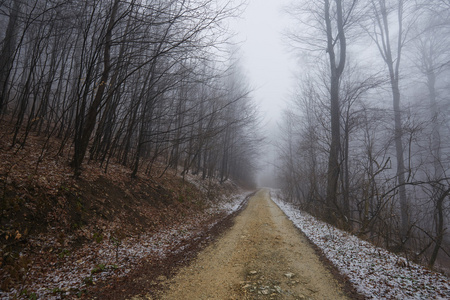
<box><xmin>286</xmin><ymin>0</ymin><xmax>359</xmax><ymax>223</ymax></box>
<box><xmin>364</xmin><ymin>0</ymin><xmax>411</xmax><ymax>243</ymax></box>
<box><xmin>0</xmin><ymin>0</ymin><xmax>21</xmax><ymax>113</ymax></box>
<box><xmin>411</xmin><ymin>2</ymin><xmax>450</xmax><ymax>267</ymax></box>
<box><xmin>71</xmin><ymin>0</ymin><xmax>120</xmax><ymax>175</ymax></box>
<box><xmin>324</xmin><ymin>0</ymin><xmax>348</xmax><ymax>221</ymax></box>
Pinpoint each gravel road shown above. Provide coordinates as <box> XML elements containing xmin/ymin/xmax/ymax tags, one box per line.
<box><xmin>134</xmin><ymin>189</ymin><xmax>348</xmax><ymax>299</ymax></box>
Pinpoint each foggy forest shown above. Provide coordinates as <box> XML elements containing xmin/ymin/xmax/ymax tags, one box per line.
<box><xmin>278</xmin><ymin>0</ymin><xmax>450</xmax><ymax>272</ymax></box>
<box><xmin>1</xmin><ymin>0</ymin><xmax>450</xmax><ymax>298</ymax></box>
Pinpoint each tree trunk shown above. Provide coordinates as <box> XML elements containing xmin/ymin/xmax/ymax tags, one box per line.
<box><xmin>429</xmin><ymin>188</ymin><xmax>450</xmax><ymax>267</ymax></box>
<box><xmin>392</xmin><ymin>79</ymin><xmax>409</xmax><ymax>241</ymax></box>
<box><xmin>324</xmin><ymin>0</ymin><xmax>346</xmax><ymax>223</ymax></box>
<box><xmin>426</xmin><ymin>54</ymin><xmax>446</xmax><ymax>268</ymax></box>
<box><xmin>0</xmin><ymin>0</ymin><xmax>21</xmax><ymax>113</ymax></box>
<box><xmin>71</xmin><ymin>0</ymin><xmax>120</xmax><ymax>176</ymax></box>
<box><xmin>342</xmin><ymin>117</ymin><xmax>351</xmax><ymax>228</ymax></box>
<box><xmin>372</xmin><ymin>0</ymin><xmax>409</xmax><ymax>242</ymax></box>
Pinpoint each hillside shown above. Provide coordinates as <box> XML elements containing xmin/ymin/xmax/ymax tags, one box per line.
<box><xmin>272</xmin><ymin>191</ymin><xmax>450</xmax><ymax>299</ymax></box>
<box><xmin>0</xmin><ymin>121</ymin><xmax>250</xmax><ymax>299</ymax></box>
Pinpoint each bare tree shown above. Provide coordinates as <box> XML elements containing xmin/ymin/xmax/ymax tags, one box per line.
<box><xmin>285</xmin><ymin>0</ymin><xmax>361</xmax><ymax>224</ymax></box>
<box><xmin>0</xmin><ymin>0</ymin><xmax>21</xmax><ymax>113</ymax></box>
<box><xmin>0</xmin><ymin>0</ymin><xmax>258</xmax><ymax>188</ymax></box>
<box><xmin>362</xmin><ymin>0</ymin><xmax>415</xmax><ymax>243</ymax></box>
<box><xmin>323</xmin><ymin>0</ymin><xmax>353</xmax><ymax>222</ymax></box>
<box><xmin>408</xmin><ymin>2</ymin><xmax>450</xmax><ymax>267</ymax></box>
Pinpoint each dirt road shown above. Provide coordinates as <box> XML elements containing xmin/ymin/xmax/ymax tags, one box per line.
<box><xmin>136</xmin><ymin>189</ymin><xmax>348</xmax><ymax>299</ymax></box>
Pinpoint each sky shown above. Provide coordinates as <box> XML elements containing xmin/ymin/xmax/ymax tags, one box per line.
<box><xmin>232</xmin><ymin>0</ymin><xmax>296</xmax><ymax>127</ymax></box>
<box><xmin>231</xmin><ymin>0</ymin><xmax>297</xmax><ymax>186</ymax></box>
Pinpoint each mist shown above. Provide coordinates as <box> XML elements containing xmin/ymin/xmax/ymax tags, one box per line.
<box><xmin>272</xmin><ymin>0</ymin><xmax>450</xmax><ymax>273</ymax></box>
<box><xmin>1</xmin><ymin>0</ymin><xmax>450</xmax><ymax>285</ymax></box>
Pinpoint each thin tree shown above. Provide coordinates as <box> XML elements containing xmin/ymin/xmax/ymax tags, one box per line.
<box><xmin>323</xmin><ymin>0</ymin><xmax>348</xmax><ymax>221</ymax></box>
<box><xmin>71</xmin><ymin>0</ymin><xmax>120</xmax><ymax>176</ymax></box>
<box><xmin>410</xmin><ymin>3</ymin><xmax>450</xmax><ymax>267</ymax></box>
<box><xmin>0</xmin><ymin>0</ymin><xmax>21</xmax><ymax>113</ymax></box>
<box><xmin>364</xmin><ymin>0</ymin><xmax>412</xmax><ymax>243</ymax></box>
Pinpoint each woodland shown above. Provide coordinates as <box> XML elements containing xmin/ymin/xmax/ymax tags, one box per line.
<box><xmin>0</xmin><ymin>0</ymin><xmax>259</xmax><ymax>297</ymax></box>
<box><xmin>278</xmin><ymin>0</ymin><xmax>450</xmax><ymax>273</ymax></box>
<box><xmin>0</xmin><ymin>0</ymin><xmax>260</xmax><ymax>183</ymax></box>
<box><xmin>2</xmin><ymin>0</ymin><xmax>450</xmax><ymax>298</ymax></box>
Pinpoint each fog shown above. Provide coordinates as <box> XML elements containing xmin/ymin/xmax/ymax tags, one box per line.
<box><xmin>231</xmin><ymin>0</ymin><xmax>297</xmax><ymax>187</ymax></box>
<box><xmin>260</xmin><ymin>0</ymin><xmax>450</xmax><ymax>272</ymax></box>
<box><xmin>1</xmin><ymin>0</ymin><xmax>449</xmax><ymax>275</ymax></box>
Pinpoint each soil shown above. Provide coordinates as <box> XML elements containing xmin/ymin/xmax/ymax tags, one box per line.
<box><xmin>132</xmin><ymin>189</ymin><xmax>351</xmax><ymax>300</ymax></box>
<box><xmin>86</xmin><ymin>193</ymin><xmax>252</xmax><ymax>300</ymax></box>
<box><xmin>0</xmin><ymin>118</ymin><xmax>247</xmax><ymax>296</ymax></box>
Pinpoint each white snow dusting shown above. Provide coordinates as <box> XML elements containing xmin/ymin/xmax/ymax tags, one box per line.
<box><xmin>271</xmin><ymin>190</ymin><xmax>450</xmax><ymax>299</ymax></box>
<box><xmin>0</xmin><ymin>191</ymin><xmax>248</xmax><ymax>300</ymax></box>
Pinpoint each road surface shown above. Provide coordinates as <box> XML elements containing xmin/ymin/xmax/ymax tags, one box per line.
<box><xmin>135</xmin><ymin>189</ymin><xmax>348</xmax><ymax>299</ymax></box>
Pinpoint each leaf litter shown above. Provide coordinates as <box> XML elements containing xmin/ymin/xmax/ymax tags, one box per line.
<box><xmin>0</xmin><ymin>184</ymin><xmax>248</xmax><ymax>299</ymax></box>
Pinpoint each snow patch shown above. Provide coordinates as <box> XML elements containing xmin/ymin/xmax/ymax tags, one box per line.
<box><xmin>0</xmin><ymin>191</ymin><xmax>248</xmax><ymax>299</ymax></box>
<box><xmin>271</xmin><ymin>190</ymin><xmax>450</xmax><ymax>299</ymax></box>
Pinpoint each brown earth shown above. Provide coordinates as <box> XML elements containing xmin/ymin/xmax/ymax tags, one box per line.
<box><xmin>86</xmin><ymin>192</ymin><xmax>252</xmax><ymax>300</ymax></box>
<box><xmin>0</xmin><ymin>119</ymin><xmax>245</xmax><ymax>295</ymax></box>
<box><xmin>132</xmin><ymin>189</ymin><xmax>352</xmax><ymax>300</ymax></box>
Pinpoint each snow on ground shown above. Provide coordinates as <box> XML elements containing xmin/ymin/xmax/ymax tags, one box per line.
<box><xmin>212</xmin><ymin>191</ymin><xmax>250</xmax><ymax>214</ymax></box>
<box><xmin>271</xmin><ymin>190</ymin><xmax>450</xmax><ymax>299</ymax></box>
<box><xmin>0</xmin><ymin>191</ymin><xmax>248</xmax><ymax>300</ymax></box>
<box><xmin>185</xmin><ymin>174</ymin><xmax>249</xmax><ymax>216</ymax></box>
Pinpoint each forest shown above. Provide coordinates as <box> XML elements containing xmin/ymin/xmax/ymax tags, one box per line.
<box><xmin>0</xmin><ymin>0</ymin><xmax>259</xmax><ymax>186</ymax></box>
<box><xmin>0</xmin><ymin>0</ymin><xmax>261</xmax><ymax>296</ymax></box>
<box><xmin>1</xmin><ymin>0</ymin><xmax>450</xmax><ymax>298</ymax></box>
<box><xmin>277</xmin><ymin>0</ymin><xmax>450</xmax><ymax>272</ymax></box>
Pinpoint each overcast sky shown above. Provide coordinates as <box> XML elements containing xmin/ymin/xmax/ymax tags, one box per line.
<box><xmin>230</xmin><ymin>0</ymin><xmax>297</xmax><ymax>186</ymax></box>
<box><xmin>232</xmin><ymin>0</ymin><xmax>296</xmax><ymax>127</ymax></box>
